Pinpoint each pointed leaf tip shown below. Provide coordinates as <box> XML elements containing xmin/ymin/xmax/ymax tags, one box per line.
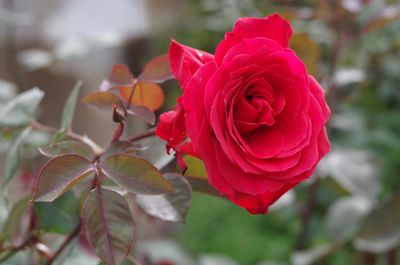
<box><xmin>100</xmin><ymin>154</ymin><xmax>173</xmax><ymax>195</ymax></box>
<box><xmin>138</xmin><ymin>54</ymin><xmax>173</xmax><ymax>83</ymax></box>
<box><xmin>83</xmin><ymin>188</ymin><xmax>134</xmax><ymax>265</ymax></box>
<box><xmin>33</xmin><ymin>154</ymin><xmax>95</xmax><ymax>202</ymax></box>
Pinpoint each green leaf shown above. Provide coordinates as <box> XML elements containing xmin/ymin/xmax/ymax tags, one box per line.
<box><xmin>138</xmin><ymin>54</ymin><xmax>173</xmax><ymax>83</ymax></box>
<box><xmin>291</xmin><ymin>244</ymin><xmax>337</xmax><ymax>265</ymax></box>
<box><xmin>82</xmin><ymin>188</ymin><xmax>134</xmax><ymax>265</ymax></box>
<box><xmin>353</xmin><ymin>193</ymin><xmax>400</xmax><ymax>253</ymax></box>
<box><xmin>33</xmin><ymin>154</ymin><xmax>95</xmax><ymax>202</ymax></box>
<box><xmin>39</xmin><ymin>140</ymin><xmax>94</xmax><ymax>159</ymax></box>
<box><xmin>51</xmin><ymin>130</ymin><xmax>67</xmax><ymax>145</ymax></box>
<box><xmin>127</xmin><ymin>105</ymin><xmax>155</xmax><ymax>125</ymax></box>
<box><xmin>100</xmin><ymin>154</ymin><xmax>173</xmax><ymax>195</ymax></box>
<box><xmin>61</xmin><ymin>81</ymin><xmax>82</xmax><ymax>131</ymax></box>
<box><xmin>322</xmin><ymin>148</ymin><xmax>380</xmax><ymax>201</ymax></box>
<box><xmin>0</xmin><ymin>79</ymin><xmax>17</xmax><ymax>103</ymax></box>
<box><xmin>83</xmin><ymin>91</ymin><xmax>125</xmax><ymax>110</ymax></box>
<box><xmin>0</xmin><ymin>87</ymin><xmax>44</xmax><ymax>126</ymax></box>
<box><xmin>0</xmin><ymin>198</ymin><xmax>30</xmax><ymax>244</ymax></box>
<box><xmin>199</xmin><ymin>255</ymin><xmax>239</xmax><ymax>265</ymax></box>
<box><xmin>136</xmin><ymin>174</ymin><xmax>192</xmax><ymax>223</ymax></box>
<box><xmin>324</xmin><ymin>196</ymin><xmax>371</xmax><ymax>243</ymax></box>
<box><xmin>183</xmin><ymin>155</ymin><xmax>207</xmax><ymax>179</ymax></box>
<box><xmin>34</xmin><ymin>191</ymin><xmax>80</xmax><ymax>234</ymax></box>
<box><xmin>3</xmin><ymin>127</ymin><xmax>32</xmax><ymax>186</ymax></box>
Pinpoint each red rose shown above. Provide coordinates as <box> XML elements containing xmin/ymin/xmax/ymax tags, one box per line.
<box><xmin>157</xmin><ymin>14</ymin><xmax>330</xmax><ymax>214</ymax></box>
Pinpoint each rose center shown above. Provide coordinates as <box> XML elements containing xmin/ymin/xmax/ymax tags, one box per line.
<box><xmin>233</xmin><ymin>84</ymin><xmax>285</xmax><ymax>135</ymax></box>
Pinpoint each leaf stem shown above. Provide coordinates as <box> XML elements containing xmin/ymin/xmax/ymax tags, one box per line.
<box><xmin>30</xmin><ymin>120</ymin><xmax>103</xmax><ymax>155</ymax></box>
<box><xmin>126</xmin><ymin>79</ymin><xmax>139</xmax><ymax>111</ymax></box>
<box><xmin>295</xmin><ymin>176</ymin><xmax>320</xmax><ymax>250</ymax></box>
<box><xmin>44</xmin><ymin>220</ymin><xmax>82</xmax><ymax>265</ymax></box>
<box><xmin>127</xmin><ymin>128</ymin><xmax>156</xmax><ymax>142</ymax></box>
<box><xmin>0</xmin><ymin>235</ymin><xmax>34</xmax><ymax>263</ymax></box>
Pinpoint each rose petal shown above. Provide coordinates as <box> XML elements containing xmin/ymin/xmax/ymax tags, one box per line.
<box><xmin>228</xmin><ymin>182</ymin><xmax>297</xmax><ymax>214</ymax></box>
<box><xmin>183</xmin><ymin>61</ymin><xmax>218</xmax><ymax>147</ymax></box>
<box><xmin>215</xmin><ymin>14</ymin><xmax>293</xmax><ymax>64</ymax></box>
<box><xmin>169</xmin><ymin>39</ymin><xmax>214</xmax><ymax>89</ymax></box>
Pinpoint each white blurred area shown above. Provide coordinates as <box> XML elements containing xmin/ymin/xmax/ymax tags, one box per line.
<box><xmin>6</xmin><ymin>0</ymin><xmax>149</xmax><ymax>43</ymax></box>
<box><xmin>0</xmin><ymin>0</ymin><xmax>178</xmax><ymax>144</ymax></box>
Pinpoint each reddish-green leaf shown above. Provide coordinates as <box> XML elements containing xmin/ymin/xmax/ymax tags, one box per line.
<box><xmin>83</xmin><ymin>91</ymin><xmax>125</xmax><ymax>110</ymax></box>
<box><xmin>110</xmin><ymin>64</ymin><xmax>133</xmax><ymax>85</ymax></box>
<box><xmin>119</xmin><ymin>82</ymin><xmax>164</xmax><ymax>111</ymax></box>
<box><xmin>138</xmin><ymin>54</ymin><xmax>173</xmax><ymax>83</ymax></box>
<box><xmin>100</xmin><ymin>154</ymin><xmax>173</xmax><ymax>195</ymax></box>
<box><xmin>136</xmin><ymin>174</ymin><xmax>191</xmax><ymax>223</ymax></box>
<box><xmin>82</xmin><ymin>188</ymin><xmax>134</xmax><ymax>265</ymax></box>
<box><xmin>33</xmin><ymin>154</ymin><xmax>95</xmax><ymax>202</ymax></box>
<box><xmin>39</xmin><ymin>140</ymin><xmax>94</xmax><ymax>159</ymax></box>
<box><xmin>100</xmin><ymin>141</ymin><xmax>139</xmax><ymax>161</ymax></box>
<box><xmin>185</xmin><ymin>175</ymin><xmax>221</xmax><ymax>198</ymax></box>
<box><xmin>127</xmin><ymin>105</ymin><xmax>155</xmax><ymax>125</ymax></box>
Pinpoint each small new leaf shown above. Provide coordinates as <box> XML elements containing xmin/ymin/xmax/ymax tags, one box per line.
<box><xmin>83</xmin><ymin>188</ymin><xmax>135</xmax><ymax>265</ymax></box>
<box><xmin>138</xmin><ymin>54</ymin><xmax>173</xmax><ymax>83</ymax></box>
<box><xmin>119</xmin><ymin>82</ymin><xmax>164</xmax><ymax>111</ymax></box>
<box><xmin>110</xmin><ymin>64</ymin><xmax>133</xmax><ymax>85</ymax></box>
<box><xmin>100</xmin><ymin>154</ymin><xmax>173</xmax><ymax>195</ymax></box>
<box><xmin>136</xmin><ymin>174</ymin><xmax>192</xmax><ymax>223</ymax></box>
<box><xmin>83</xmin><ymin>91</ymin><xmax>125</xmax><ymax>110</ymax></box>
<box><xmin>33</xmin><ymin>154</ymin><xmax>95</xmax><ymax>202</ymax></box>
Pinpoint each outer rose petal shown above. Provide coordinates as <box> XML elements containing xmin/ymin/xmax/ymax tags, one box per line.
<box><xmin>155</xmin><ymin>98</ymin><xmax>186</xmax><ymax>151</ymax></box>
<box><xmin>228</xmin><ymin>182</ymin><xmax>297</xmax><ymax>214</ymax></box>
<box><xmin>169</xmin><ymin>39</ymin><xmax>214</xmax><ymax>89</ymax></box>
<box><xmin>215</xmin><ymin>14</ymin><xmax>293</xmax><ymax>64</ymax></box>
<box><xmin>309</xmin><ymin>76</ymin><xmax>331</xmax><ymax>122</ymax></box>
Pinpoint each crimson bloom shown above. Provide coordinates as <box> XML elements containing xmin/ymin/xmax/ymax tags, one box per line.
<box><xmin>156</xmin><ymin>14</ymin><xmax>330</xmax><ymax>214</ymax></box>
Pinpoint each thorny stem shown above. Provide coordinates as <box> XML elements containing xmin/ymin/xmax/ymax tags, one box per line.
<box><xmin>30</xmin><ymin>120</ymin><xmax>103</xmax><ymax>155</ymax></box>
<box><xmin>44</xmin><ymin>221</ymin><xmax>82</xmax><ymax>265</ymax></box>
